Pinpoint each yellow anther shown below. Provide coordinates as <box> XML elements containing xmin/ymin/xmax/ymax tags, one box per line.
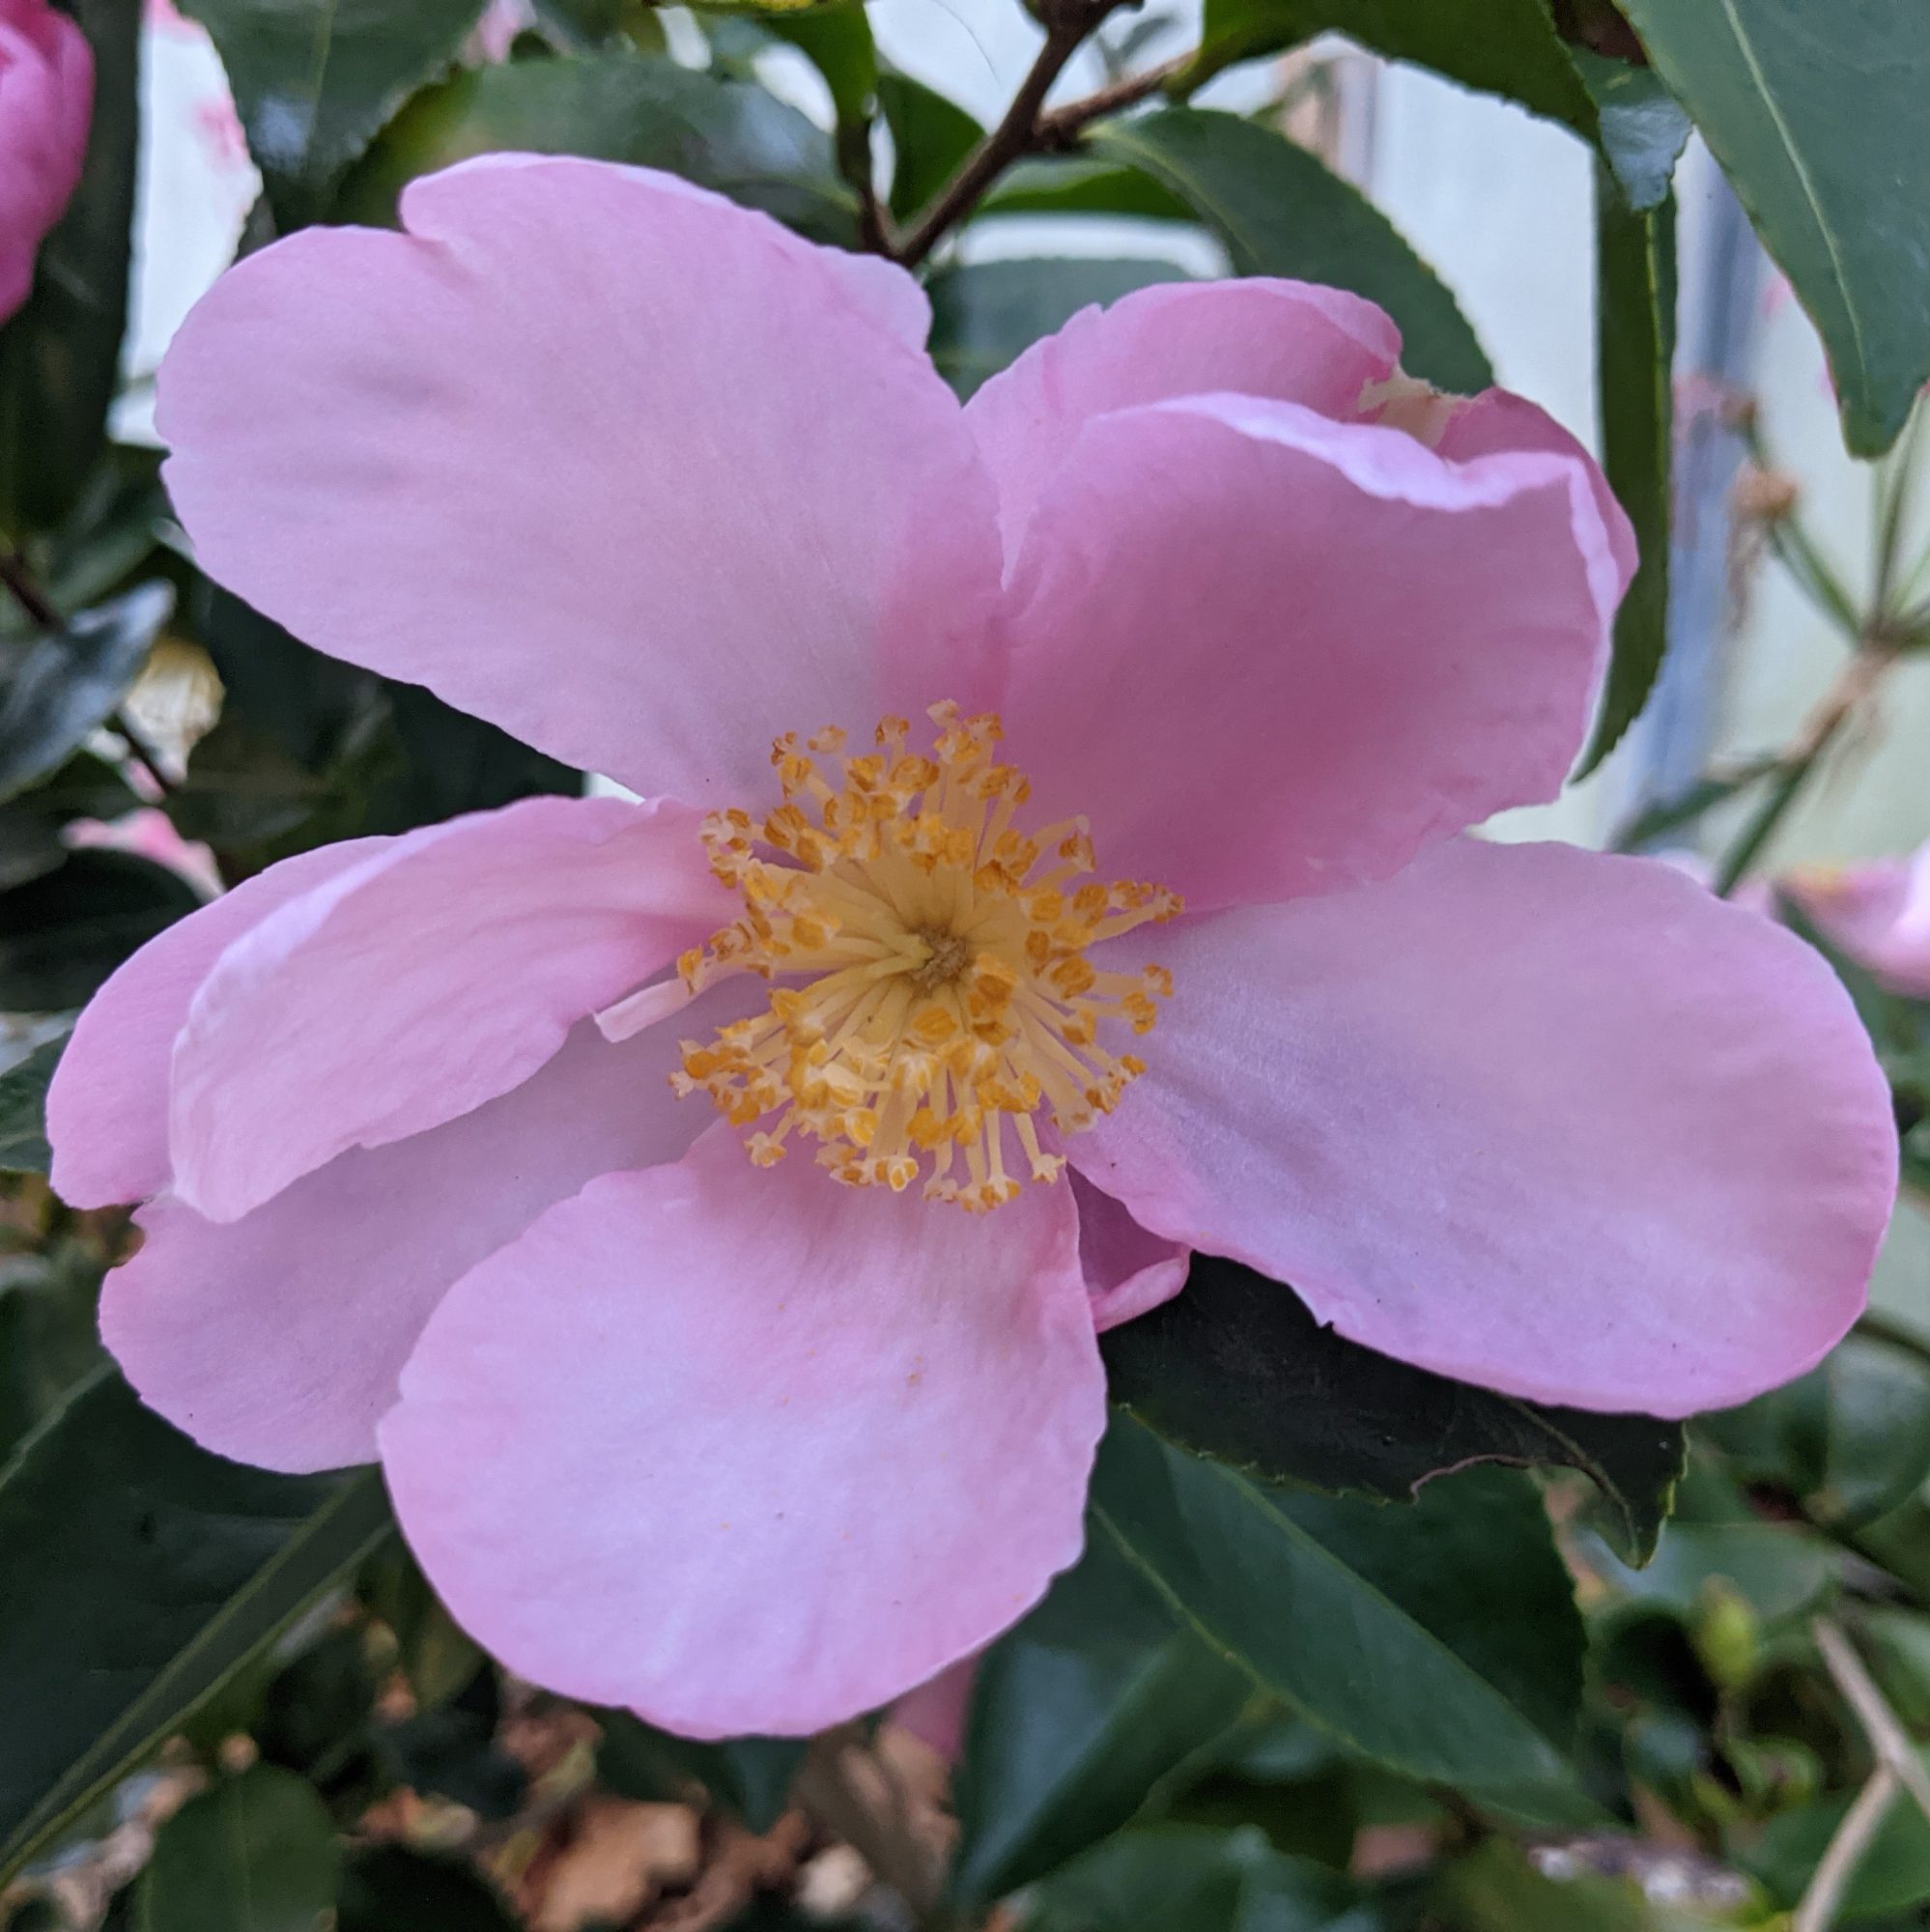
<box><xmin>670</xmin><ymin>707</ymin><xmax>1179</xmax><ymax>1208</ymax></box>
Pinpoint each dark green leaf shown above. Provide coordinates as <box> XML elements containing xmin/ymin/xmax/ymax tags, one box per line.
<box><xmin>338</xmin><ymin>1846</ymin><xmax>518</xmax><ymax>1932</ymax></box>
<box><xmin>950</xmin><ymin>1514</ymin><xmax>1251</xmax><ymax>1905</ymax></box>
<box><xmin>1577</xmin><ymin>165</ymin><xmax>1676</xmax><ymax>772</ymax></box>
<box><xmin>337</xmin><ymin>51</ymin><xmax>856</xmax><ymax>243</ymax></box>
<box><xmin>878</xmin><ymin>70</ymin><xmax>981</xmax><ymax>221</ymax></box>
<box><xmin>980</xmin><ymin>154</ymin><xmax>1194</xmax><ymax>222</ymax></box>
<box><xmin>0</xmin><ymin>751</ymin><xmax>142</xmax><ymax>892</ymax></box>
<box><xmin>176</xmin><ymin>0</ymin><xmax>491</xmax><ymax>226</ymax></box>
<box><xmin>527</xmin><ymin>0</ymin><xmax>627</xmax><ymax>49</ymax></box>
<box><xmin>763</xmin><ymin>5</ymin><xmax>874</xmax><ymax>141</ymax></box>
<box><xmin>1587</xmin><ymin>1520</ymin><xmax>1837</xmax><ymax>1627</ymax></box>
<box><xmin>0</xmin><ymin>582</ymin><xmax>173</xmax><ymax>802</ymax></box>
<box><xmin>597</xmin><ymin>1716</ymin><xmax>804</xmax><ymax>1833</ymax></box>
<box><xmin>39</xmin><ymin>443</ymin><xmax>171</xmax><ymax>616</ymax></box>
<box><xmin>1430</xmin><ymin>1838</ymin><xmax>1660</xmax><ymax>1931</ymax></box>
<box><xmin>1199</xmin><ymin>0</ymin><xmax>1593</xmax><ymax>127</ymax></box>
<box><xmin>1746</xmin><ymin>1754</ymin><xmax>1930</xmax><ymax>1916</ymax></box>
<box><xmin>0</xmin><ymin>850</ymin><xmax>201</xmax><ymax>1012</ymax></box>
<box><xmin>0</xmin><ymin>1239</ymin><xmax>102</xmax><ymax>1461</ymax></box>
<box><xmin>1617</xmin><ymin>0</ymin><xmax>1930</xmax><ymax>456</ymax></box>
<box><xmin>1086</xmin><ymin>110</ymin><xmax>1490</xmax><ymax>391</ymax></box>
<box><xmin>255</xmin><ymin>1624</ymin><xmax>382</xmax><ymax>1795</ymax></box>
<box><xmin>1088</xmin><ymin>1415</ymin><xmax>1594</xmax><ymax>1825</ymax></box>
<box><xmin>1193</xmin><ymin>0</ymin><xmax>1683</xmax><ymax>212</ymax></box>
<box><xmin>0</xmin><ymin>1034</ymin><xmax>64</xmax><ymax>1175</ymax></box>
<box><xmin>928</xmin><ymin>258</ymin><xmax>1188</xmax><ymax>399</ymax></box>
<box><xmin>0</xmin><ymin>0</ymin><xmax>140</xmax><ymax>532</ymax></box>
<box><xmin>1704</xmin><ymin>1334</ymin><xmax>1930</xmax><ymax>1530</ymax></box>
<box><xmin>0</xmin><ymin>1369</ymin><xmax>392</xmax><ymax>1884</ymax></box>
<box><xmin>1858</xmin><ymin>1607</ymin><xmax>1930</xmax><ymax>1735</ymax></box>
<box><xmin>1103</xmin><ymin>1257</ymin><xmax>1684</xmax><ymax>1564</ymax></box>
<box><xmin>1019</xmin><ymin>1824</ymin><xmax>1373</xmax><ymax>1932</ymax></box>
<box><xmin>169</xmin><ymin>586</ymin><xmax>573</xmax><ymax>873</ymax></box>
<box><xmin>135</xmin><ymin>1765</ymin><xmax>337</xmax><ymax>1932</ymax></box>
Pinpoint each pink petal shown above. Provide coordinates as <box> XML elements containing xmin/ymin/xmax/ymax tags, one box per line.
<box><xmin>1071</xmin><ymin>1172</ymin><xmax>1188</xmax><ymax>1333</ymax></box>
<box><xmin>170</xmin><ymin>794</ymin><xmax>730</xmax><ymax>1224</ymax></box>
<box><xmin>46</xmin><ymin>837</ymin><xmax>389</xmax><ymax>1208</ymax></box>
<box><xmin>378</xmin><ymin>1126</ymin><xmax>1104</xmax><ymax>1736</ymax></box>
<box><xmin>1003</xmin><ymin>394</ymin><xmax>1620</xmax><ymax>912</ymax></box>
<box><xmin>964</xmin><ymin>279</ymin><xmax>1398</xmax><ymax>565</ymax></box>
<box><xmin>1077</xmin><ymin>839</ymin><xmax>1896</xmax><ymax>1416</ymax></box>
<box><xmin>157</xmin><ymin>156</ymin><xmax>1005</xmax><ymax>798</ymax></box>
<box><xmin>103</xmin><ymin>1011</ymin><xmax>716</xmax><ymax>1473</ymax></box>
<box><xmin>1434</xmin><ymin>387</ymin><xmax>1637</xmax><ymax>603</ymax></box>
<box><xmin>0</xmin><ymin>0</ymin><xmax>93</xmax><ymax>324</ymax></box>
<box><xmin>1783</xmin><ymin>845</ymin><xmax>1930</xmax><ymax>998</ymax></box>
<box><xmin>888</xmin><ymin>1657</ymin><xmax>979</xmax><ymax>1765</ymax></box>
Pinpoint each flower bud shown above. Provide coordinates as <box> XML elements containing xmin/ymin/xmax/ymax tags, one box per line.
<box><xmin>0</xmin><ymin>0</ymin><xmax>94</xmax><ymax>325</ymax></box>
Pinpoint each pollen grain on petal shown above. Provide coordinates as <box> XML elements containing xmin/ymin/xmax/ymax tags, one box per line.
<box><xmin>672</xmin><ymin>704</ymin><xmax>1180</xmax><ymax>1211</ymax></box>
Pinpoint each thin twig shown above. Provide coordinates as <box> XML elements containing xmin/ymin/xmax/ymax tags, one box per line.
<box><xmin>1711</xmin><ymin>642</ymin><xmax>1895</xmax><ymax>895</ymax></box>
<box><xmin>0</xmin><ymin>541</ymin><xmax>62</xmax><ymax>631</ymax></box>
<box><xmin>1033</xmin><ymin>50</ymin><xmax>1193</xmax><ymax>148</ymax></box>
<box><xmin>894</xmin><ymin>0</ymin><xmax>1127</xmax><ymax>268</ymax></box>
<box><xmin>791</xmin><ymin>1734</ymin><xmax>947</xmax><ymax>1921</ymax></box>
<box><xmin>114</xmin><ymin>708</ymin><xmax>177</xmax><ymax>797</ymax></box>
<box><xmin>1814</xmin><ymin>1617</ymin><xmax>1930</xmax><ymax>1826</ymax></box>
<box><xmin>1794</xmin><ymin>1763</ymin><xmax>1898</xmax><ymax>1932</ymax></box>
<box><xmin>0</xmin><ymin>539</ymin><xmax>175</xmax><ymax>794</ymax></box>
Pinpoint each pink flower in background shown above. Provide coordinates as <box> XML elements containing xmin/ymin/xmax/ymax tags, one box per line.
<box><xmin>1783</xmin><ymin>843</ymin><xmax>1930</xmax><ymax>997</ymax></box>
<box><xmin>466</xmin><ymin>0</ymin><xmax>532</xmax><ymax>65</ymax></box>
<box><xmin>66</xmin><ymin>805</ymin><xmax>223</xmax><ymax>898</ymax></box>
<box><xmin>50</xmin><ymin>157</ymin><xmax>1896</xmax><ymax>1735</ymax></box>
<box><xmin>0</xmin><ymin>0</ymin><xmax>92</xmax><ymax>325</ymax></box>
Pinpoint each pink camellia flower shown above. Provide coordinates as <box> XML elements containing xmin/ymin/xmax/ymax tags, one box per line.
<box><xmin>1782</xmin><ymin>842</ymin><xmax>1930</xmax><ymax>997</ymax></box>
<box><xmin>0</xmin><ymin>0</ymin><xmax>92</xmax><ymax>325</ymax></box>
<box><xmin>49</xmin><ymin>156</ymin><xmax>1898</xmax><ymax>1736</ymax></box>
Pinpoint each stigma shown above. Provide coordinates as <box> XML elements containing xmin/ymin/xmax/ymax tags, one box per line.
<box><xmin>670</xmin><ymin>704</ymin><xmax>1180</xmax><ymax>1212</ymax></box>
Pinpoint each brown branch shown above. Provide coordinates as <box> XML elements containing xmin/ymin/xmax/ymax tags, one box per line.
<box><xmin>894</xmin><ymin>0</ymin><xmax>1130</xmax><ymax>269</ymax></box>
<box><xmin>1711</xmin><ymin>639</ymin><xmax>1896</xmax><ymax>895</ymax></box>
<box><xmin>0</xmin><ymin>542</ymin><xmax>61</xmax><ymax>631</ymax></box>
<box><xmin>791</xmin><ymin>1734</ymin><xmax>948</xmax><ymax>1921</ymax></box>
<box><xmin>1034</xmin><ymin>50</ymin><xmax>1193</xmax><ymax>148</ymax></box>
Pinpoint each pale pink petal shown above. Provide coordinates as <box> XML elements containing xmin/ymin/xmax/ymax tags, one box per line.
<box><xmin>1071</xmin><ymin>1172</ymin><xmax>1188</xmax><ymax>1333</ymax></box>
<box><xmin>888</xmin><ymin>1658</ymin><xmax>979</xmax><ymax>1765</ymax></box>
<box><xmin>464</xmin><ymin>0</ymin><xmax>529</xmax><ymax>64</ymax></box>
<box><xmin>47</xmin><ymin>836</ymin><xmax>389</xmax><ymax>1209</ymax></box>
<box><xmin>1433</xmin><ymin>387</ymin><xmax>1637</xmax><ymax>601</ymax></box>
<box><xmin>1783</xmin><ymin>845</ymin><xmax>1930</xmax><ymax>998</ymax></box>
<box><xmin>964</xmin><ymin>279</ymin><xmax>1398</xmax><ymax>565</ymax></box>
<box><xmin>1077</xmin><ymin>839</ymin><xmax>1896</xmax><ymax>1416</ymax></box>
<box><xmin>379</xmin><ymin>1126</ymin><xmax>1103</xmax><ymax>1736</ymax></box>
<box><xmin>170</xmin><ymin>794</ymin><xmax>731</xmax><ymax>1223</ymax></box>
<box><xmin>1002</xmin><ymin>395</ymin><xmax>1619</xmax><ymax>912</ymax></box>
<box><xmin>103</xmin><ymin>1010</ymin><xmax>723</xmax><ymax>1473</ymax></box>
<box><xmin>65</xmin><ymin>806</ymin><xmax>223</xmax><ymax>896</ymax></box>
<box><xmin>0</xmin><ymin>0</ymin><xmax>94</xmax><ymax>323</ymax></box>
<box><xmin>157</xmin><ymin>156</ymin><xmax>1004</xmax><ymax>798</ymax></box>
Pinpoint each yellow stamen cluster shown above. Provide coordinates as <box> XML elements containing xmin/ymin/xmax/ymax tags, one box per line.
<box><xmin>671</xmin><ymin>704</ymin><xmax>1180</xmax><ymax>1212</ymax></box>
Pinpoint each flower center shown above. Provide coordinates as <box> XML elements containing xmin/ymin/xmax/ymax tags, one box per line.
<box><xmin>670</xmin><ymin>703</ymin><xmax>1181</xmax><ymax>1213</ymax></box>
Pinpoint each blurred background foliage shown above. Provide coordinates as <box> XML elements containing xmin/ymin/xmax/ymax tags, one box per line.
<box><xmin>4</xmin><ymin>0</ymin><xmax>1930</xmax><ymax>1926</ymax></box>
